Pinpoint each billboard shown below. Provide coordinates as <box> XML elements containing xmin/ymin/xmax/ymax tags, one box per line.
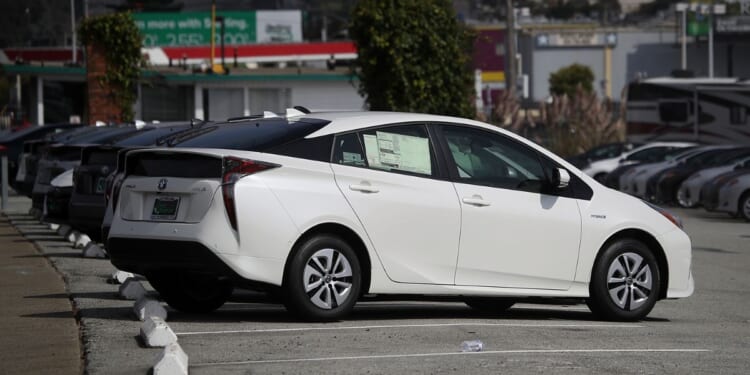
<box><xmin>716</xmin><ymin>0</ymin><xmax>750</xmax><ymax>34</ymax></box>
<box><xmin>134</xmin><ymin>10</ymin><xmax>302</xmax><ymax>47</ymax></box>
<box><xmin>255</xmin><ymin>11</ymin><xmax>302</xmax><ymax>43</ymax></box>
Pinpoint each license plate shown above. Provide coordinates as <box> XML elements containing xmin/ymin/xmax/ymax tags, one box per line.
<box><xmin>151</xmin><ymin>196</ymin><xmax>180</xmax><ymax>220</ymax></box>
<box><xmin>94</xmin><ymin>177</ymin><xmax>107</xmax><ymax>194</ymax></box>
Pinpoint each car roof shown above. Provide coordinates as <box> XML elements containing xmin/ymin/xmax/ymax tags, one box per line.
<box><xmin>302</xmin><ymin>111</ymin><xmax>495</xmax><ymax>138</ymax></box>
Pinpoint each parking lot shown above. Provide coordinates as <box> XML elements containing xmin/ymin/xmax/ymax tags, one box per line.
<box><xmin>3</xmin><ymin>197</ymin><xmax>750</xmax><ymax>374</ymax></box>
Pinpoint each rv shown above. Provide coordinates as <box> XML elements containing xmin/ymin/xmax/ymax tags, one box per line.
<box><xmin>626</xmin><ymin>77</ymin><xmax>750</xmax><ymax>144</ymax></box>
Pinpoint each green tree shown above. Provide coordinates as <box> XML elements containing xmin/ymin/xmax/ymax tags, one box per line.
<box><xmin>349</xmin><ymin>0</ymin><xmax>475</xmax><ymax>118</ymax></box>
<box><xmin>548</xmin><ymin>63</ymin><xmax>595</xmax><ymax>98</ymax></box>
<box><xmin>80</xmin><ymin>12</ymin><xmax>142</xmax><ymax>122</ymax></box>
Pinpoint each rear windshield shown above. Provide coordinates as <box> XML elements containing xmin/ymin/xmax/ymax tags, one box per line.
<box><xmin>0</xmin><ymin>124</ymin><xmax>79</xmax><ymax>142</ymax></box>
<box><xmin>66</xmin><ymin>127</ymin><xmax>141</xmax><ymax>145</ymax></box>
<box><xmin>171</xmin><ymin>118</ymin><xmax>329</xmax><ymax>151</ymax></box>
<box><xmin>84</xmin><ymin>148</ymin><xmax>119</xmax><ymax>166</ymax></box>
<box><xmin>115</xmin><ymin>124</ymin><xmax>192</xmax><ymax>146</ymax></box>
<box><xmin>49</xmin><ymin>127</ymin><xmax>100</xmax><ymax>142</ymax></box>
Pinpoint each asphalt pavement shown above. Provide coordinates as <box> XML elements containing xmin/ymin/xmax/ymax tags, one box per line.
<box><xmin>2</xmin><ymin>192</ymin><xmax>750</xmax><ymax>374</ymax></box>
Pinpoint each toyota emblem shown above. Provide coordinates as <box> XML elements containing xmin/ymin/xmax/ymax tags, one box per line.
<box><xmin>158</xmin><ymin>178</ymin><xmax>168</xmax><ymax>190</ymax></box>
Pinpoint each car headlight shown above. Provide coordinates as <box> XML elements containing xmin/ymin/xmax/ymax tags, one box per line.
<box><xmin>644</xmin><ymin>201</ymin><xmax>684</xmax><ymax>229</ymax></box>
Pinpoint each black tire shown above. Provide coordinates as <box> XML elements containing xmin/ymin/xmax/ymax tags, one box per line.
<box><xmin>464</xmin><ymin>298</ymin><xmax>515</xmax><ymax>313</ymax></box>
<box><xmin>147</xmin><ymin>271</ymin><xmax>233</xmax><ymax>313</ymax></box>
<box><xmin>587</xmin><ymin>238</ymin><xmax>661</xmax><ymax>321</ymax></box>
<box><xmin>283</xmin><ymin>234</ymin><xmax>361</xmax><ymax>321</ymax></box>
<box><xmin>738</xmin><ymin>192</ymin><xmax>750</xmax><ymax>221</ymax></box>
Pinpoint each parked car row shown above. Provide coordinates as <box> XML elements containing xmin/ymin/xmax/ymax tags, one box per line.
<box><xmin>582</xmin><ymin>141</ymin><xmax>750</xmax><ymax>221</ymax></box>
<box><xmin>12</xmin><ymin>110</ymin><xmax>694</xmax><ymax>322</ymax></box>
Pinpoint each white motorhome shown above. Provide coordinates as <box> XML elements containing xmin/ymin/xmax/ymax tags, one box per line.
<box><xmin>626</xmin><ymin>77</ymin><xmax>750</xmax><ymax>144</ymax></box>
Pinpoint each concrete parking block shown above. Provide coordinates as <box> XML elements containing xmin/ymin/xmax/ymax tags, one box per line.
<box><xmin>153</xmin><ymin>343</ymin><xmax>188</xmax><ymax>375</ymax></box>
<box><xmin>74</xmin><ymin>233</ymin><xmax>91</xmax><ymax>249</ymax></box>
<box><xmin>119</xmin><ymin>279</ymin><xmax>147</xmax><ymax>300</ymax></box>
<box><xmin>56</xmin><ymin>224</ymin><xmax>72</xmax><ymax>237</ymax></box>
<box><xmin>140</xmin><ymin>316</ymin><xmax>177</xmax><ymax>347</ymax></box>
<box><xmin>134</xmin><ymin>297</ymin><xmax>168</xmax><ymax>321</ymax></box>
<box><xmin>66</xmin><ymin>230</ymin><xmax>79</xmax><ymax>243</ymax></box>
<box><xmin>111</xmin><ymin>270</ymin><xmax>135</xmax><ymax>284</ymax></box>
<box><xmin>82</xmin><ymin>242</ymin><xmax>107</xmax><ymax>258</ymax></box>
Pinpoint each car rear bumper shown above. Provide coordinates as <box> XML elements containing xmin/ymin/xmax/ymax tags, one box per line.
<box><xmin>43</xmin><ymin>187</ymin><xmax>72</xmax><ymax>222</ymax></box>
<box><xmin>107</xmin><ymin>238</ymin><xmax>279</xmax><ymax>289</ymax></box>
<box><xmin>68</xmin><ymin>193</ymin><xmax>106</xmax><ymax>241</ymax></box>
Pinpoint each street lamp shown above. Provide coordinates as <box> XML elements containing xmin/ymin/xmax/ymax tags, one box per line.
<box><xmin>675</xmin><ymin>3</ymin><xmax>688</xmax><ymax>70</ymax></box>
<box><xmin>708</xmin><ymin>3</ymin><xmax>726</xmax><ymax>78</ymax></box>
<box><xmin>675</xmin><ymin>3</ymin><xmax>726</xmax><ymax>78</ymax></box>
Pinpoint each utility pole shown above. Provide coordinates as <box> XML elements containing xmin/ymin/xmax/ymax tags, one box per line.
<box><xmin>504</xmin><ymin>0</ymin><xmax>517</xmax><ymax>96</ymax></box>
<box><xmin>71</xmin><ymin>0</ymin><xmax>77</xmax><ymax>64</ymax></box>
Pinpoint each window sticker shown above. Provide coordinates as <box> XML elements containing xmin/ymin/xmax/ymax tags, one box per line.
<box><xmin>363</xmin><ymin>132</ymin><xmax>431</xmax><ymax>175</ymax></box>
<box><xmin>342</xmin><ymin>151</ymin><xmax>365</xmax><ymax>166</ymax></box>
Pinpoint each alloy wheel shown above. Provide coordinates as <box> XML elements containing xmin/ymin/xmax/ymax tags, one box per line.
<box><xmin>303</xmin><ymin>248</ymin><xmax>354</xmax><ymax>309</ymax></box>
<box><xmin>606</xmin><ymin>252</ymin><xmax>653</xmax><ymax>310</ymax></box>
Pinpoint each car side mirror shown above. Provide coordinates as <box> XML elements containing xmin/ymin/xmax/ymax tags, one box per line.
<box><xmin>551</xmin><ymin>168</ymin><xmax>570</xmax><ymax>189</ymax></box>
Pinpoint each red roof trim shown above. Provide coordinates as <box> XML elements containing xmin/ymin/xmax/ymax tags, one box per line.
<box><xmin>161</xmin><ymin>41</ymin><xmax>356</xmax><ymax>59</ymax></box>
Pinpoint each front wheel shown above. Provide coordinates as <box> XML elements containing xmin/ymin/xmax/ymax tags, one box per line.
<box><xmin>283</xmin><ymin>234</ymin><xmax>361</xmax><ymax>321</ymax></box>
<box><xmin>587</xmin><ymin>239</ymin><xmax>661</xmax><ymax>321</ymax></box>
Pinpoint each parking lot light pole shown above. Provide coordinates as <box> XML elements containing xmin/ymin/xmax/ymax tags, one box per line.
<box><xmin>70</xmin><ymin>0</ymin><xmax>77</xmax><ymax>64</ymax></box>
<box><xmin>676</xmin><ymin>3</ymin><xmax>688</xmax><ymax>70</ymax></box>
<box><xmin>708</xmin><ymin>4</ymin><xmax>727</xmax><ymax>78</ymax></box>
<box><xmin>1</xmin><ymin>146</ymin><xmax>7</xmax><ymax>212</ymax></box>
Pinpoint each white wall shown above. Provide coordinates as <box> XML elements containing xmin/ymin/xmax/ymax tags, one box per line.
<box><xmin>290</xmin><ymin>80</ymin><xmax>365</xmax><ymax>111</ymax></box>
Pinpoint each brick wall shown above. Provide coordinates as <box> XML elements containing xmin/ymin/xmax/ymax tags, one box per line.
<box><xmin>86</xmin><ymin>44</ymin><xmax>122</xmax><ymax>124</ymax></box>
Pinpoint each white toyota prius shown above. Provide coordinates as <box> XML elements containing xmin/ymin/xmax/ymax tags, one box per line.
<box><xmin>107</xmin><ymin>110</ymin><xmax>693</xmax><ymax>321</ymax></box>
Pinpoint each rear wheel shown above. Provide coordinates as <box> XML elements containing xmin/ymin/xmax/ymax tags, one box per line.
<box><xmin>739</xmin><ymin>192</ymin><xmax>750</xmax><ymax>221</ymax></box>
<box><xmin>283</xmin><ymin>234</ymin><xmax>361</xmax><ymax>321</ymax></box>
<box><xmin>464</xmin><ymin>298</ymin><xmax>515</xmax><ymax>313</ymax></box>
<box><xmin>147</xmin><ymin>272</ymin><xmax>233</xmax><ymax>313</ymax></box>
<box><xmin>587</xmin><ymin>239</ymin><xmax>660</xmax><ymax>321</ymax></box>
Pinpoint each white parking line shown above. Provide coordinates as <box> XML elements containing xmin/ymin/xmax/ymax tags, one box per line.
<box><xmin>191</xmin><ymin>348</ymin><xmax>711</xmax><ymax>367</ymax></box>
<box><xmin>176</xmin><ymin>322</ymin><xmax>643</xmax><ymax>336</ymax></box>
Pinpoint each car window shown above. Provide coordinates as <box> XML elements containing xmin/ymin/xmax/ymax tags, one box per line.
<box><xmin>353</xmin><ymin>124</ymin><xmax>435</xmax><ymax>177</ymax></box>
<box><xmin>115</xmin><ymin>125</ymin><xmax>191</xmax><ymax>146</ymax></box>
<box><xmin>626</xmin><ymin>147</ymin><xmax>668</xmax><ymax>162</ymax></box>
<box><xmin>441</xmin><ymin>125</ymin><xmax>546</xmax><ymax>192</ymax></box>
<box><xmin>333</xmin><ymin>132</ymin><xmax>367</xmax><ymax>167</ymax></box>
<box><xmin>588</xmin><ymin>143</ymin><xmax>623</xmax><ymax>160</ymax></box>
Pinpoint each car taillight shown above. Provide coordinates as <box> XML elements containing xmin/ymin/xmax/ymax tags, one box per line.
<box><xmin>727</xmin><ymin>179</ymin><xmax>739</xmax><ymax>187</ymax></box>
<box><xmin>221</xmin><ymin>157</ymin><xmax>279</xmax><ymax>231</ymax></box>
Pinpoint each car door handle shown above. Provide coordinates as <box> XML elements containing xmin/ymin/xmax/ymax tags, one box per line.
<box><xmin>462</xmin><ymin>196</ymin><xmax>491</xmax><ymax>207</ymax></box>
<box><xmin>349</xmin><ymin>183</ymin><xmax>379</xmax><ymax>194</ymax></box>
